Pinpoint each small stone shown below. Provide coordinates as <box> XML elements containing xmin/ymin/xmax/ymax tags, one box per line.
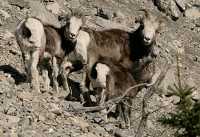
<box><xmin>49</xmin><ymin>103</ymin><xmax>61</xmax><ymax>115</ymax></box>
<box><xmin>193</xmin><ymin>56</ymin><xmax>198</xmax><ymax>62</ymax></box>
<box><xmin>172</xmin><ymin>96</ymin><xmax>180</xmax><ymax>104</ymax></box>
<box><xmin>17</xmin><ymin>92</ymin><xmax>33</xmax><ymax>101</ymax></box>
<box><xmin>6</xmin><ymin>115</ymin><xmax>20</xmax><ymax>124</ymax></box>
<box><xmin>0</xmin><ymin>9</ymin><xmax>10</xmax><ymax>19</ymax></box>
<box><xmin>7</xmin><ymin>107</ymin><xmax>17</xmax><ymax>115</ymax></box>
<box><xmin>104</xmin><ymin>124</ymin><xmax>114</xmax><ymax>132</ymax></box>
<box><xmin>170</xmin><ymin>0</ymin><xmax>181</xmax><ymax>20</ymax></box>
<box><xmin>93</xmin><ymin>117</ymin><xmax>103</xmax><ymax>124</ymax></box>
<box><xmin>79</xmin><ymin>133</ymin><xmax>98</xmax><ymax>137</ymax></box>
<box><xmin>48</xmin><ymin>128</ymin><xmax>54</xmax><ymax>133</ymax></box>
<box><xmin>46</xmin><ymin>2</ymin><xmax>61</xmax><ymax>15</ymax></box>
<box><xmin>69</xmin><ymin>117</ymin><xmax>89</xmax><ymax>130</ymax></box>
<box><xmin>39</xmin><ymin>114</ymin><xmax>45</xmax><ymax>121</ymax></box>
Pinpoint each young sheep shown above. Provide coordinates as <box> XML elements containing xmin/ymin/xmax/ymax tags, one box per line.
<box><xmin>90</xmin><ymin>59</ymin><xmax>138</xmax><ymax>128</ymax></box>
<box><xmin>15</xmin><ymin>17</ymin><xmax>70</xmax><ymax>93</ymax></box>
<box><xmin>58</xmin><ymin>11</ymin><xmax>91</xmax><ymax>101</ymax></box>
<box><xmin>16</xmin><ymin>18</ymin><xmax>46</xmax><ymax>92</ymax></box>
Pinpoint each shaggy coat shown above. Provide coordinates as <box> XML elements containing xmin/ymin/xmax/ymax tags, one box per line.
<box><xmin>83</xmin><ymin>26</ymin><xmax>155</xmax><ymax>84</ymax></box>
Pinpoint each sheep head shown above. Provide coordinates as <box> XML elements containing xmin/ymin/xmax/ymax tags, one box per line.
<box><xmin>64</xmin><ymin>8</ymin><xmax>86</xmax><ymax>42</ymax></box>
<box><xmin>135</xmin><ymin>9</ymin><xmax>166</xmax><ymax>46</ymax></box>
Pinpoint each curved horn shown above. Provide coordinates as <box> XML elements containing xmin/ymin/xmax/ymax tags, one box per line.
<box><xmin>65</xmin><ymin>6</ymin><xmax>73</xmax><ymax>16</ymax></box>
<box><xmin>138</xmin><ymin>9</ymin><xmax>150</xmax><ymax>18</ymax></box>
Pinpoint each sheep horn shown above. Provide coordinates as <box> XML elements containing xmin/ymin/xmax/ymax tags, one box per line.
<box><xmin>138</xmin><ymin>9</ymin><xmax>150</xmax><ymax>18</ymax></box>
<box><xmin>66</xmin><ymin>7</ymin><xmax>73</xmax><ymax>16</ymax></box>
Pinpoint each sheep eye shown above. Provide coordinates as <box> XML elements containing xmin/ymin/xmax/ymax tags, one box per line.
<box><xmin>140</xmin><ymin>23</ymin><xmax>144</xmax><ymax>29</ymax></box>
<box><xmin>79</xmin><ymin>26</ymin><xmax>83</xmax><ymax>31</ymax></box>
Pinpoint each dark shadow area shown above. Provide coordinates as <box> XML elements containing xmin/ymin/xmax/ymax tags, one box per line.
<box><xmin>0</xmin><ymin>65</ymin><xmax>27</xmax><ymax>84</ymax></box>
<box><xmin>66</xmin><ymin>78</ymin><xmax>82</xmax><ymax>101</ymax></box>
<box><xmin>193</xmin><ymin>4</ymin><xmax>200</xmax><ymax>8</ymax></box>
<box><xmin>60</xmin><ymin>76</ymin><xmax>96</xmax><ymax>107</ymax></box>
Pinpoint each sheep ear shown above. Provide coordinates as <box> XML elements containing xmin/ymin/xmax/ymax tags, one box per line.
<box><xmin>158</xmin><ymin>17</ymin><xmax>167</xmax><ymax>31</ymax></box>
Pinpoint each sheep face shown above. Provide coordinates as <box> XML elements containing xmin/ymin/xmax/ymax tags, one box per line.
<box><xmin>136</xmin><ymin>10</ymin><xmax>165</xmax><ymax>46</ymax></box>
<box><xmin>65</xmin><ymin>15</ymin><xmax>85</xmax><ymax>42</ymax></box>
<box><xmin>92</xmin><ymin>63</ymin><xmax>110</xmax><ymax>88</ymax></box>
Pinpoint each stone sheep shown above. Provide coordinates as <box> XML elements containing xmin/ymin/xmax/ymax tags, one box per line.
<box><xmin>15</xmin><ymin>17</ymin><xmax>72</xmax><ymax>93</ymax></box>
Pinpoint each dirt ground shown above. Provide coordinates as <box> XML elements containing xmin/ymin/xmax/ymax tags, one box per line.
<box><xmin>0</xmin><ymin>0</ymin><xmax>200</xmax><ymax>136</ymax></box>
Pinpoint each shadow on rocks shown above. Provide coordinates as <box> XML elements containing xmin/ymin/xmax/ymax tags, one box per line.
<box><xmin>0</xmin><ymin>65</ymin><xmax>27</xmax><ymax>84</ymax></box>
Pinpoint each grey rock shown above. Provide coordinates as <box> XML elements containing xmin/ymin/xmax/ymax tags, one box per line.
<box><xmin>0</xmin><ymin>9</ymin><xmax>10</xmax><ymax>19</ymax></box>
<box><xmin>154</xmin><ymin>0</ymin><xmax>170</xmax><ymax>12</ymax></box>
<box><xmin>175</xmin><ymin>0</ymin><xmax>186</xmax><ymax>11</ymax></box>
<box><xmin>29</xmin><ymin>1</ymin><xmax>61</xmax><ymax>29</ymax></box>
<box><xmin>104</xmin><ymin>123</ymin><xmax>114</xmax><ymax>133</ymax></box>
<box><xmin>93</xmin><ymin>117</ymin><xmax>103</xmax><ymax>124</ymax></box>
<box><xmin>8</xmin><ymin>0</ymin><xmax>29</xmax><ymax>9</ymax></box>
<box><xmin>170</xmin><ymin>0</ymin><xmax>181</xmax><ymax>20</ymax></box>
<box><xmin>46</xmin><ymin>1</ymin><xmax>62</xmax><ymax>15</ymax></box>
<box><xmin>185</xmin><ymin>6</ymin><xmax>200</xmax><ymax>19</ymax></box>
<box><xmin>95</xmin><ymin>7</ymin><xmax>114</xmax><ymax>20</ymax></box>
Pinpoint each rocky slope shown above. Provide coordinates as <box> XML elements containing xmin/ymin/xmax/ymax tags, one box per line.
<box><xmin>0</xmin><ymin>0</ymin><xmax>200</xmax><ymax>137</ymax></box>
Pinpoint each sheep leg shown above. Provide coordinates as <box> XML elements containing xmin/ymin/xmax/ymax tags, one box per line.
<box><xmin>146</xmin><ymin>67</ymin><xmax>161</xmax><ymax>87</ymax></box>
<box><xmin>117</xmin><ymin>103</ymin><xmax>126</xmax><ymax>129</ymax></box>
<box><xmin>80</xmin><ymin>54</ymin><xmax>97</xmax><ymax>104</ymax></box>
<box><xmin>123</xmin><ymin>99</ymin><xmax>131</xmax><ymax>129</ymax></box>
<box><xmin>30</xmin><ymin>50</ymin><xmax>40</xmax><ymax>93</ymax></box>
<box><xmin>80</xmin><ymin>70</ymin><xmax>89</xmax><ymax>90</ymax></box>
<box><xmin>79</xmin><ymin>73</ymin><xmax>91</xmax><ymax>105</ymax></box>
<box><xmin>84</xmin><ymin>55</ymin><xmax>98</xmax><ymax>90</ymax></box>
<box><xmin>42</xmin><ymin>69</ymin><xmax>50</xmax><ymax>91</ymax></box>
<box><xmin>25</xmin><ymin>53</ymin><xmax>32</xmax><ymax>83</ymax></box>
<box><xmin>61</xmin><ymin>68</ymin><xmax>71</xmax><ymax>97</ymax></box>
<box><xmin>100</xmin><ymin>88</ymin><xmax>108</xmax><ymax>122</ymax></box>
<box><xmin>60</xmin><ymin>60</ymin><xmax>73</xmax><ymax>96</ymax></box>
<box><xmin>52</xmin><ymin>57</ymin><xmax>59</xmax><ymax>93</ymax></box>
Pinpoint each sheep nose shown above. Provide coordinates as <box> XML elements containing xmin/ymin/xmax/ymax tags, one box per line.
<box><xmin>70</xmin><ymin>33</ymin><xmax>76</xmax><ymax>38</ymax></box>
<box><xmin>144</xmin><ymin>36</ymin><xmax>150</xmax><ymax>41</ymax></box>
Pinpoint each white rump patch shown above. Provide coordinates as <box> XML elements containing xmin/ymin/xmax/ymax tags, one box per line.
<box><xmin>25</xmin><ymin>18</ymin><xmax>45</xmax><ymax>48</ymax></box>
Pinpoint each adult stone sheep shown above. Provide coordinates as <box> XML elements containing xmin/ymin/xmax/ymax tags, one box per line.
<box><xmin>64</xmin><ymin>9</ymin><xmax>165</xmax><ymax>91</ymax></box>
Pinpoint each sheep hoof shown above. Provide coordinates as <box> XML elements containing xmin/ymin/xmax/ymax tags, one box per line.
<box><xmin>32</xmin><ymin>86</ymin><xmax>40</xmax><ymax>93</ymax></box>
<box><xmin>101</xmin><ymin>109</ymin><xmax>108</xmax><ymax>123</ymax></box>
<box><xmin>53</xmin><ymin>86</ymin><xmax>59</xmax><ymax>93</ymax></box>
